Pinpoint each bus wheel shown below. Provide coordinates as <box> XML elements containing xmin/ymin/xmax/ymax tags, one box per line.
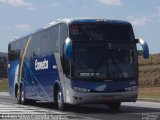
<box><xmin>20</xmin><ymin>85</ymin><xmax>28</xmax><ymax>105</ymax></box>
<box><xmin>57</xmin><ymin>89</ymin><xmax>66</xmax><ymax>111</ymax></box>
<box><xmin>108</xmin><ymin>102</ymin><xmax>121</xmax><ymax>113</ymax></box>
<box><xmin>17</xmin><ymin>89</ymin><xmax>21</xmax><ymax>104</ymax></box>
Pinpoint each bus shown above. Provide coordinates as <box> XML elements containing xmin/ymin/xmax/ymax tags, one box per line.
<box><xmin>8</xmin><ymin>18</ymin><xmax>149</xmax><ymax>111</ymax></box>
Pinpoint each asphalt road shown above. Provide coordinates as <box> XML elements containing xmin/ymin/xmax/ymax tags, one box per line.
<box><xmin>0</xmin><ymin>92</ymin><xmax>160</xmax><ymax>120</ymax></box>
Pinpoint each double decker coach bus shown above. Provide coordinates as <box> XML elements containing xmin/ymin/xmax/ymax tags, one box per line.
<box><xmin>8</xmin><ymin>18</ymin><xmax>149</xmax><ymax>111</ymax></box>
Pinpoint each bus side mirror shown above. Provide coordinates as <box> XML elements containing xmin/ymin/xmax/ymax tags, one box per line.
<box><xmin>135</xmin><ymin>38</ymin><xmax>149</xmax><ymax>59</ymax></box>
<box><xmin>64</xmin><ymin>38</ymin><xmax>73</xmax><ymax>59</ymax></box>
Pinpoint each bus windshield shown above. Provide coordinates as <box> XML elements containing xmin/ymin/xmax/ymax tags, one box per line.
<box><xmin>72</xmin><ymin>42</ymin><xmax>137</xmax><ymax>80</ymax></box>
<box><xmin>72</xmin><ymin>43</ymin><xmax>107</xmax><ymax>79</ymax></box>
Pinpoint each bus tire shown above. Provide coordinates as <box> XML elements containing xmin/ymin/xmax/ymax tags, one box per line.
<box><xmin>15</xmin><ymin>84</ymin><xmax>18</xmax><ymax>98</ymax></box>
<box><xmin>57</xmin><ymin>88</ymin><xmax>66</xmax><ymax>111</ymax></box>
<box><xmin>20</xmin><ymin>85</ymin><xmax>29</xmax><ymax>105</ymax></box>
<box><xmin>108</xmin><ymin>102</ymin><xmax>121</xmax><ymax>113</ymax></box>
<box><xmin>17</xmin><ymin>88</ymin><xmax>21</xmax><ymax>104</ymax></box>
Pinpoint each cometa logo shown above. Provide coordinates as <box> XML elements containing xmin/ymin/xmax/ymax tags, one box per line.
<box><xmin>35</xmin><ymin>59</ymin><xmax>49</xmax><ymax>71</ymax></box>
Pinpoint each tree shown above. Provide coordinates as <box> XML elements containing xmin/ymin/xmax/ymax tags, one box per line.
<box><xmin>0</xmin><ymin>55</ymin><xmax>7</xmax><ymax>78</ymax></box>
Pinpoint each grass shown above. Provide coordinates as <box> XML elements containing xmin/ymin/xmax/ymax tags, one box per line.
<box><xmin>139</xmin><ymin>87</ymin><xmax>160</xmax><ymax>99</ymax></box>
<box><xmin>0</xmin><ymin>78</ymin><xmax>8</xmax><ymax>92</ymax></box>
<box><xmin>138</xmin><ymin>54</ymin><xmax>160</xmax><ymax>86</ymax></box>
<box><xmin>139</xmin><ymin>64</ymin><xmax>160</xmax><ymax>87</ymax></box>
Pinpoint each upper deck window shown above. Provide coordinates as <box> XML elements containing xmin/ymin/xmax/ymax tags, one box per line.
<box><xmin>69</xmin><ymin>23</ymin><xmax>134</xmax><ymax>41</ymax></box>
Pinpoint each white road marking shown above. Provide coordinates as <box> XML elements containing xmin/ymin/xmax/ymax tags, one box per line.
<box><xmin>0</xmin><ymin>102</ymin><xmax>98</xmax><ymax>120</ymax></box>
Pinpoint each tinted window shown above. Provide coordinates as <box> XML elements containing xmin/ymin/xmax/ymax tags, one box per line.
<box><xmin>60</xmin><ymin>23</ymin><xmax>68</xmax><ymax>56</ymax></box>
<box><xmin>49</xmin><ymin>25</ymin><xmax>59</xmax><ymax>53</ymax></box>
<box><xmin>8</xmin><ymin>42</ymin><xmax>20</xmax><ymax>61</ymax></box>
<box><xmin>40</xmin><ymin>29</ymin><xmax>50</xmax><ymax>55</ymax></box>
<box><xmin>71</xmin><ymin>42</ymin><xmax>137</xmax><ymax>80</ymax></box>
<box><xmin>32</xmin><ymin>33</ymin><xmax>41</xmax><ymax>56</ymax></box>
<box><xmin>70</xmin><ymin>23</ymin><xmax>134</xmax><ymax>41</ymax></box>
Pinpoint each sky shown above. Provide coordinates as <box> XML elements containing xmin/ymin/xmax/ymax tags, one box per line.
<box><xmin>0</xmin><ymin>0</ymin><xmax>160</xmax><ymax>54</ymax></box>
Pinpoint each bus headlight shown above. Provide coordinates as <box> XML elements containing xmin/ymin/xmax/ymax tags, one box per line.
<box><xmin>125</xmin><ymin>86</ymin><xmax>137</xmax><ymax>91</ymax></box>
<box><xmin>73</xmin><ymin>87</ymin><xmax>91</xmax><ymax>93</ymax></box>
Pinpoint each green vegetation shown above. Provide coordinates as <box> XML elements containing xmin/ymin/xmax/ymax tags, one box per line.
<box><xmin>139</xmin><ymin>65</ymin><xmax>160</xmax><ymax>87</ymax></box>
<box><xmin>0</xmin><ymin>55</ymin><xmax>7</xmax><ymax>78</ymax></box>
<box><xmin>139</xmin><ymin>87</ymin><xmax>160</xmax><ymax>98</ymax></box>
<box><xmin>138</xmin><ymin>54</ymin><xmax>160</xmax><ymax>66</ymax></box>
<box><xmin>139</xmin><ymin>54</ymin><xmax>160</xmax><ymax>87</ymax></box>
<box><xmin>0</xmin><ymin>78</ymin><xmax>8</xmax><ymax>92</ymax></box>
<box><xmin>138</xmin><ymin>54</ymin><xmax>160</xmax><ymax>101</ymax></box>
<box><xmin>138</xmin><ymin>87</ymin><xmax>160</xmax><ymax>102</ymax></box>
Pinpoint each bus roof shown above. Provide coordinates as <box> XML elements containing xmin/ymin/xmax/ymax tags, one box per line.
<box><xmin>10</xmin><ymin>18</ymin><xmax>131</xmax><ymax>43</ymax></box>
<box><xmin>45</xmin><ymin>18</ymin><xmax>131</xmax><ymax>29</ymax></box>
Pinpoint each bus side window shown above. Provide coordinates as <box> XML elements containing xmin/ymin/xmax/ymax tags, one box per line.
<box><xmin>60</xmin><ymin>23</ymin><xmax>68</xmax><ymax>56</ymax></box>
<box><xmin>49</xmin><ymin>25</ymin><xmax>59</xmax><ymax>53</ymax></box>
<box><xmin>8</xmin><ymin>49</ymin><xmax>20</xmax><ymax>61</ymax></box>
<box><xmin>32</xmin><ymin>32</ymin><xmax>40</xmax><ymax>56</ymax></box>
<box><xmin>8</xmin><ymin>40</ymin><xmax>21</xmax><ymax>61</ymax></box>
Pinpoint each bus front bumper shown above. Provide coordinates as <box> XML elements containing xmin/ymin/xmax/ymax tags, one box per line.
<box><xmin>65</xmin><ymin>90</ymin><xmax>138</xmax><ymax>105</ymax></box>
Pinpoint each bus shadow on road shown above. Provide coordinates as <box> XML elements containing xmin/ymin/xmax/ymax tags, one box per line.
<box><xmin>29</xmin><ymin>102</ymin><xmax>111</xmax><ymax>114</ymax></box>
<box><xmin>120</xmin><ymin>105</ymin><xmax>160</xmax><ymax>114</ymax></box>
<box><xmin>28</xmin><ymin>102</ymin><xmax>160</xmax><ymax>114</ymax></box>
